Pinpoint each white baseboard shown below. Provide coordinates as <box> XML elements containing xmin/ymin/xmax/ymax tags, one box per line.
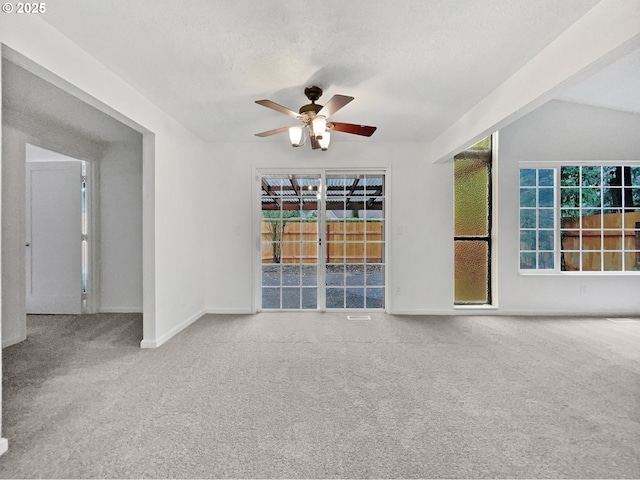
<box><xmin>99</xmin><ymin>307</ymin><xmax>143</xmax><ymax>313</ymax></box>
<box><xmin>140</xmin><ymin>309</ymin><xmax>206</xmax><ymax>349</ymax></box>
<box><xmin>205</xmin><ymin>308</ymin><xmax>254</xmax><ymax>315</ymax></box>
<box><xmin>389</xmin><ymin>308</ymin><xmax>639</xmax><ymax>317</ymax></box>
<box><xmin>2</xmin><ymin>334</ymin><xmax>26</xmax><ymax>349</ymax></box>
<box><xmin>0</xmin><ymin>438</ymin><xmax>8</xmax><ymax>456</ymax></box>
<box><xmin>389</xmin><ymin>309</ymin><xmax>455</xmax><ymax>315</ymax></box>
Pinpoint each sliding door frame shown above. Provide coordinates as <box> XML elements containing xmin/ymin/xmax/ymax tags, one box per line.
<box><xmin>254</xmin><ymin>167</ymin><xmax>390</xmax><ymax>313</ymax></box>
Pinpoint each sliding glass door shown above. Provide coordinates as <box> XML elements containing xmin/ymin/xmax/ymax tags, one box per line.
<box><xmin>325</xmin><ymin>174</ymin><xmax>385</xmax><ymax>309</ymax></box>
<box><xmin>259</xmin><ymin>171</ymin><xmax>385</xmax><ymax>311</ymax></box>
<box><xmin>261</xmin><ymin>175</ymin><xmax>320</xmax><ymax>309</ymax></box>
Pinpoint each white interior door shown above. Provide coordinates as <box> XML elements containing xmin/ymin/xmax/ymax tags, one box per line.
<box><xmin>26</xmin><ymin>161</ymin><xmax>83</xmax><ymax>314</ymax></box>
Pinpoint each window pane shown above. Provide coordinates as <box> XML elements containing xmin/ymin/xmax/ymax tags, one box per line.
<box><xmin>561</xmin><ymin>209</ymin><xmax>580</xmax><ymax>228</ymax></box>
<box><xmin>561</xmin><ymin>188</ymin><xmax>580</xmax><ymax>207</ymax></box>
<box><xmin>454</xmin><ymin>241</ymin><xmax>488</xmax><ymax>303</ymax></box>
<box><xmin>301</xmin><ymin>266</ymin><xmax>317</xmax><ymax>286</ymax></box>
<box><xmin>603</xmin><ymin>231</ymin><xmax>623</xmax><ymax>250</ymax></box>
<box><xmin>624</xmin><ymin>251</ymin><xmax>640</xmax><ymax>271</ymax></box>
<box><xmin>582</xmin><ymin>210</ymin><xmax>602</xmax><ymax>228</ymax></box>
<box><xmin>582</xmin><ymin>188</ymin><xmax>601</xmax><ymax>208</ymax></box>
<box><xmin>603</xmin><ymin>188</ymin><xmax>622</xmax><ymax>208</ymax></box>
<box><xmin>520</xmin><ymin>252</ymin><xmax>536</xmax><ymax>269</ymax></box>
<box><xmin>582</xmin><ymin>230</ymin><xmax>601</xmax><ymax>250</ymax></box>
<box><xmin>520</xmin><ymin>230</ymin><xmax>536</xmax><ymax>250</ymax></box>
<box><xmin>326</xmin><ymin>288</ymin><xmax>344</xmax><ymax>308</ymax></box>
<box><xmin>603</xmin><ymin>251</ymin><xmax>622</xmax><ymax>271</ymax></box>
<box><xmin>538</xmin><ymin>231</ymin><xmax>554</xmax><ymax>250</ymax></box>
<box><xmin>520</xmin><ymin>169</ymin><xmax>536</xmax><ymax>186</ymax></box>
<box><xmin>582</xmin><ymin>251</ymin><xmax>601</xmax><ymax>271</ymax></box>
<box><xmin>262</xmin><ymin>288</ymin><xmax>280</xmax><ymax>309</ymax></box>
<box><xmin>561</xmin><ymin>251</ymin><xmax>580</xmax><ymax>271</ymax></box>
<box><xmin>603</xmin><ymin>211</ymin><xmax>623</xmax><ymax>228</ymax></box>
<box><xmin>538</xmin><ymin>252</ymin><xmax>554</xmax><ymax>269</ymax></box>
<box><xmin>454</xmin><ymin>158</ymin><xmax>489</xmax><ymax>236</ymax></box>
<box><xmin>301</xmin><ymin>288</ymin><xmax>317</xmax><ymax>309</ymax></box>
<box><xmin>561</xmin><ymin>230</ymin><xmax>580</xmax><ymax>251</ymax></box>
<box><xmin>346</xmin><ymin>288</ymin><xmax>365</xmax><ymax>308</ymax></box>
<box><xmin>538</xmin><ymin>169</ymin><xmax>554</xmax><ymax>186</ymax></box>
<box><xmin>365</xmin><ymin>265</ymin><xmax>384</xmax><ymax>286</ymax></box>
<box><xmin>603</xmin><ymin>166</ymin><xmax>618</xmax><ymax>186</ymax></box>
<box><xmin>561</xmin><ymin>166</ymin><xmax>580</xmax><ymax>186</ymax></box>
<box><xmin>539</xmin><ymin>188</ymin><xmax>554</xmax><ymax>207</ymax></box>
<box><xmin>623</xmin><ymin>213</ymin><xmax>640</xmax><ymax>228</ymax></box>
<box><xmin>520</xmin><ymin>188</ymin><xmax>536</xmax><ymax>207</ymax></box>
<box><xmin>262</xmin><ymin>265</ymin><xmax>280</xmax><ymax>286</ymax></box>
<box><xmin>346</xmin><ymin>265</ymin><xmax>365</xmax><ymax>286</ymax></box>
<box><xmin>581</xmin><ymin>166</ymin><xmax>601</xmax><ymax>186</ymax></box>
<box><xmin>520</xmin><ymin>209</ymin><xmax>536</xmax><ymax>228</ymax></box>
<box><xmin>365</xmin><ymin>288</ymin><xmax>384</xmax><ymax>308</ymax></box>
<box><xmin>282</xmin><ymin>288</ymin><xmax>300</xmax><ymax>309</ymax></box>
<box><xmin>282</xmin><ymin>265</ymin><xmax>300</xmax><ymax>285</ymax></box>
<box><xmin>538</xmin><ymin>209</ymin><xmax>554</xmax><ymax>228</ymax></box>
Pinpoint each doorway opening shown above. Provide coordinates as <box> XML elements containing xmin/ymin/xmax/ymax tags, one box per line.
<box><xmin>259</xmin><ymin>171</ymin><xmax>387</xmax><ymax>311</ymax></box>
<box><xmin>25</xmin><ymin>145</ymin><xmax>93</xmax><ymax>314</ymax></box>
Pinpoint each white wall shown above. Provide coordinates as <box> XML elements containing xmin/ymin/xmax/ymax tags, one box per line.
<box><xmin>497</xmin><ymin>100</ymin><xmax>640</xmax><ymax>314</ymax></box>
<box><xmin>1</xmin><ymin>124</ymin><xmax>27</xmax><ymax>347</ymax></box>
<box><xmin>98</xmin><ymin>141</ymin><xmax>143</xmax><ymax>312</ymax></box>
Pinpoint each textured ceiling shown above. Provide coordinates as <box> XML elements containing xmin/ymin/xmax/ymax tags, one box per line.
<box><xmin>27</xmin><ymin>0</ymin><xmax>637</xmax><ymax>143</ymax></box>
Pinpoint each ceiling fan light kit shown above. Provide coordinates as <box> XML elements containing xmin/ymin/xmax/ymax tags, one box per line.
<box><xmin>255</xmin><ymin>85</ymin><xmax>377</xmax><ymax>151</ymax></box>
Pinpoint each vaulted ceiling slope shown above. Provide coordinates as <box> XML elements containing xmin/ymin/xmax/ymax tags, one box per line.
<box><xmin>39</xmin><ymin>1</ymin><xmax>640</xmax><ymax>148</ymax></box>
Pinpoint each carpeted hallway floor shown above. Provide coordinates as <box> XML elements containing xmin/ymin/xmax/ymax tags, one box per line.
<box><xmin>1</xmin><ymin>312</ymin><xmax>639</xmax><ymax>478</ymax></box>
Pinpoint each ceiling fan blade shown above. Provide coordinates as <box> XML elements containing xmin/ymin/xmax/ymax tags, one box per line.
<box><xmin>318</xmin><ymin>95</ymin><xmax>354</xmax><ymax>117</ymax></box>
<box><xmin>255</xmin><ymin>99</ymin><xmax>300</xmax><ymax>119</ymax></box>
<box><xmin>310</xmin><ymin>135</ymin><xmax>321</xmax><ymax>150</ymax></box>
<box><xmin>330</xmin><ymin>122</ymin><xmax>377</xmax><ymax>137</ymax></box>
<box><xmin>254</xmin><ymin>126</ymin><xmax>292</xmax><ymax>137</ymax></box>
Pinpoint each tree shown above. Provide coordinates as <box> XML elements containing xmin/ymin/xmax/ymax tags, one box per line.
<box><xmin>262</xmin><ymin>209</ymin><xmax>301</xmax><ymax>263</ymax></box>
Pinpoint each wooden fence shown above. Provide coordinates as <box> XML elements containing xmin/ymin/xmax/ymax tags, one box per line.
<box><xmin>261</xmin><ymin>220</ymin><xmax>383</xmax><ymax>264</ymax></box>
<box><xmin>561</xmin><ymin>212</ymin><xmax>640</xmax><ymax>270</ymax></box>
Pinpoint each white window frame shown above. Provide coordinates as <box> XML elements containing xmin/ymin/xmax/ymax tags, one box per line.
<box><xmin>519</xmin><ymin>161</ymin><xmax>640</xmax><ymax>275</ymax></box>
<box><xmin>253</xmin><ymin>167</ymin><xmax>391</xmax><ymax>312</ymax></box>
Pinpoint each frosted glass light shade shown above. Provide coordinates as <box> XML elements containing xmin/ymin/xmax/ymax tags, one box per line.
<box><xmin>289</xmin><ymin>126</ymin><xmax>303</xmax><ymax>147</ymax></box>
<box><xmin>312</xmin><ymin>116</ymin><xmax>327</xmax><ymax>139</ymax></box>
<box><xmin>318</xmin><ymin>131</ymin><xmax>331</xmax><ymax>151</ymax></box>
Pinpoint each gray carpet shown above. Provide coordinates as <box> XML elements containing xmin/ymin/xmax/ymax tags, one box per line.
<box><xmin>1</xmin><ymin>312</ymin><xmax>639</xmax><ymax>478</ymax></box>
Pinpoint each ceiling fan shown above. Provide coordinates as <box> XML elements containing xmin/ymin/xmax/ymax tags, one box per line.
<box><xmin>254</xmin><ymin>85</ymin><xmax>377</xmax><ymax>151</ymax></box>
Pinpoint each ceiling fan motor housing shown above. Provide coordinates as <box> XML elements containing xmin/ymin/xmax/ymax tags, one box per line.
<box><xmin>300</xmin><ymin>86</ymin><xmax>324</xmax><ymax>115</ymax></box>
<box><xmin>304</xmin><ymin>85</ymin><xmax>323</xmax><ymax>102</ymax></box>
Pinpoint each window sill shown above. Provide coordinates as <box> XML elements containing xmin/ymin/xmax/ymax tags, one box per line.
<box><xmin>519</xmin><ymin>270</ymin><xmax>640</xmax><ymax>276</ymax></box>
<box><xmin>453</xmin><ymin>304</ymin><xmax>498</xmax><ymax>310</ymax></box>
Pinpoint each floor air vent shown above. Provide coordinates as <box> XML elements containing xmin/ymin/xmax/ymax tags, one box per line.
<box><xmin>347</xmin><ymin>315</ymin><xmax>371</xmax><ymax>320</ymax></box>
